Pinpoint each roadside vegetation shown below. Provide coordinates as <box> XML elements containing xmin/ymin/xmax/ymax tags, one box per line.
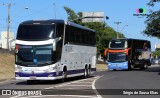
<box><xmin>152</xmin><ymin>50</ymin><xmax>160</xmax><ymax>58</ymax></box>
<box><xmin>0</xmin><ymin>52</ymin><xmax>14</xmax><ymax>80</ymax></box>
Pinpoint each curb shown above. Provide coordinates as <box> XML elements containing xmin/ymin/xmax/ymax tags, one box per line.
<box><xmin>96</xmin><ymin>69</ymin><xmax>108</xmax><ymax>72</ymax></box>
<box><xmin>0</xmin><ymin>78</ymin><xmax>14</xmax><ymax>83</ymax></box>
<box><xmin>0</xmin><ymin>79</ymin><xmax>7</xmax><ymax>82</ymax></box>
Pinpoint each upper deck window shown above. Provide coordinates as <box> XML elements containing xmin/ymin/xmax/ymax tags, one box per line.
<box><xmin>17</xmin><ymin>24</ymin><xmax>55</xmax><ymax>41</ymax></box>
<box><xmin>109</xmin><ymin>39</ymin><xmax>127</xmax><ymax>49</ymax></box>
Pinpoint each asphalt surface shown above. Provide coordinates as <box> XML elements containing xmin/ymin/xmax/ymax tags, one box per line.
<box><xmin>94</xmin><ymin>64</ymin><xmax>160</xmax><ymax>98</ymax></box>
<box><xmin>0</xmin><ymin>64</ymin><xmax>160</xmax><ymax>98</ymax></box>
<box><xmin>0</xmin><ymin>76</ymin><xmax>100</xmax><ymax>98</ymax></box>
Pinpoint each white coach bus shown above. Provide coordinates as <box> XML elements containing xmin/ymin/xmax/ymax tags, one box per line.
<box><xmin>15</xmin><ymin>20</ymin><xmax>96</xmax><ymax>83</ymax></box>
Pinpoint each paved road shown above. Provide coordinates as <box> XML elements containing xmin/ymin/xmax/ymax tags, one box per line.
<box><xmin>94</xmin><ymin>64</ymin><xmax>160</xmax><ymax>98</ymax></box>
<box><xmin>0</xmin><ymin>76</ymin><xmax>100</xmax><ymax>98</ymax></box>
<box><xmin>0</xmin><ymin>65</ymin><xmax>160</xmax><ymax>98</ymax></box>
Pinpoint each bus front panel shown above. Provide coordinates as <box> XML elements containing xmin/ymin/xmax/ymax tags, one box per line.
<box><xmin>107</xmin><ymin>52</ymin><xmax>128</xmax><ymax>70</ymax></box>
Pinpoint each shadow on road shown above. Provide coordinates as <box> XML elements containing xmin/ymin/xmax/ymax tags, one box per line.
<box><xmin>144</xmin><ymin>65</ymin><xmax>160</xmax><ymax>75</ymax></box>
<box><xmin>15</xmin><ymin>76</ymin><xmax>95</xmax><ymax>85</ymax></box>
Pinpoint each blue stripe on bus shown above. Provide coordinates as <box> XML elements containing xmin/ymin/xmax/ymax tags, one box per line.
<box><xmin>15</xmin><ymin>68</ymin><xmax>96</xmax><ymax>77</ymax></box>
<box><xmin>15</xmin><ymin>72</ymin><xmax>61</xmax><ymax>77</ymax></box>
<box><xmin>91</xmin><ymin>68</ymin><xmax>96</xmax><ymax>71</ymax></box>
<box><xmin>67</xmin><ymin>69</ymin><xmax>85</xmax><ymax>75</ymax></box>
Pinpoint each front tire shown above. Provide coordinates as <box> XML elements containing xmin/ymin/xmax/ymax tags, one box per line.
<box><xmin>140</xmin><ymin>64</ymin><xmax>148</xmax><ymax>70</ymax></box>
<box><xmin>61</xmin><ymin>71</ymin><xmax>67</xmax><ymax>82</ymax></box>
<box><xmin>128</xmin><ymin>64</ymin><xmax>134</xmax><ymax>70</ymax></box>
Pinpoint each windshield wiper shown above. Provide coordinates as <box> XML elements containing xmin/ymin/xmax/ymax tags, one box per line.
<box><xmin>43</xmin><ymin>61</ymin><xmax>54</xmax><ymax>65</ymax></box>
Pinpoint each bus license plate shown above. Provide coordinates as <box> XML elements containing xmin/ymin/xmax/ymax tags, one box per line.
<box><xmin>30</xmin><ymin>76</ymin><xmax>36</xmax><ymax>80</ymax></box>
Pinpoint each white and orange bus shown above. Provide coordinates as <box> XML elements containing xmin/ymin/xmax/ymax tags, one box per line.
<box><xmin>104</xmin><ymin>38</ymin><xmax>151</xmax><ymax>70</ymax></box>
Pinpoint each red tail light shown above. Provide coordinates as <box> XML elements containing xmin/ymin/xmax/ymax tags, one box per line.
<box><xmin>15</xmin><ymin>44</ymin><xmax>19</xmax><ymax>50</ymax></box>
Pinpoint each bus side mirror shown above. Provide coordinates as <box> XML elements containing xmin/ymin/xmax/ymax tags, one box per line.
<box><xmin>58</xmin><ymin>37</ymin><xmax>61</xmax><ymax>41</ymax></box>
<box><xmin>56</xmin><ymin>37</ymin><xmax>61</xmax><ymax>42</ymax></box>
<box><xmin>53</xmin><ymin>41</ymin><xmax>56</xmax><ymax>51</ymax></box>
<box><xmin>53</xmin><ymin>37</ymin><xmax>62</xmax><ymax>51</ymax></box>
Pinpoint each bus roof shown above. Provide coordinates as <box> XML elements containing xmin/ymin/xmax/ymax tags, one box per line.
<box><xmin>19</xmin><ymin>19</ymin><xmax>95</xmax><ymax>32</ymax></box>
<box><xmin>111</xmin><ymin>38</ymin><xmax>150</xmax><ymax>42</ymax></box>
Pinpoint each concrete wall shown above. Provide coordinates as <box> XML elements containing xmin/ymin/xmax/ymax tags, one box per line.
<box><xmin>0</xmin><ymin>31</ymin><xmax>14</xmax><ymax>49</ymax></box>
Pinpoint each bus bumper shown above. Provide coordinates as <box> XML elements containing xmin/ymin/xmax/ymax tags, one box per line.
<box><xmin>107</xmin><ymin>62</ymin><xmax>128</xmax><ymax>70</ymax></box>
<box><xmin>15</xmin><ymin>77</ymin><xmax>62</xmax><ymax>80</ymax></box>
<box><xmin>15</xmin><ymin>72</ymin><xmax>62</xmax><ymax>80</ymax></box>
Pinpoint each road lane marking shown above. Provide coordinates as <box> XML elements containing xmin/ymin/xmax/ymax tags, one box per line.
<box><xmin>45</xmin><ymin>77</ymin><xmax>98</xmax><ymax>89</ymax></box>
<box><xmin>17</xmin><ymin>95</ymin><xmax>98</xmax><ymax>98</ymax></box>
<box><xmin>44</xmin><ymin>87</ymin><xmax>54</xmax><ymax>89</ymax></box>
<box><xmin>11</xmin><ymin>95</ymin><xmax>23</xmax><ymax>98</ymax></box>
<box><xmin>92</xmin><ymin>76</ymin><xmax>103</xmax><ymax>98</ymax></box>
<box><xmin>76</xmin><ymin>82</ymin><xmax>92</xmax><ymax>83</ymax></box>
<box><xmin>62</xmin><ymin>85</ymin><xmax>91</xmax><ymax>86</ymax></box>
<box><xmin>10</xmin><ymin>76</ymin><xmax>99</xmax><ymax>98</ymax></box>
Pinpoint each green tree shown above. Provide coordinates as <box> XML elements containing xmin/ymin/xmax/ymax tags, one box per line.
<box><xmin>63</xmin><ymin>6</ymin><xmax>82</xmax><ymax>24</ymax></box>
<box><xmin>63</xmin><ymin>6</ymin><xmax>125</xmax><ymax>56</ymax></box>
<box><xmin>152</xmin><ymin>50</ymin><xmax>160</xmax><ymax>58</ymax></box>
<box><xmin>143</xmin><ymin>10</ymin><xmax>160</xmax><ymax>38</ymax></box>
<box><xmin>64</xmin><ymin>6</ymin><xmax>78</xmax><ymax>22</ymax></box>
<box><xmin>143</xmin><ymin>1</ymin><xmax>160</xmax><ymax>38</ymax></box>
<box><xmin>147</xmin><ymin>0</ymin><xmax>159</xmax><ymax>6</ymax></box>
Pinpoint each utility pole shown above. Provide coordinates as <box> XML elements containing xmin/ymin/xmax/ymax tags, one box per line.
<box><xmin>120</xmin><ymin>25</ymin><xmax>128</xmax><ymax>33</ymax></box>
<box><xmin>2</xmin><ymin>3</ymin><xmax>15</xmax><ymax>49</ymax></box>
<box><xmin>54</xmin><ymin>0</ymin><xmax>56</xmax><ymax>19</ymax></box>
<box><xmin>114</xmin><ymin>21</ymin><xmax>122</xmax><ymax>39</ymax></box>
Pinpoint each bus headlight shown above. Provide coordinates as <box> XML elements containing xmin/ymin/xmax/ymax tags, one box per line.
<box><xmin>48</xmin><ymin>74</ymin><xmax>53</xmax><ymax>77</ymax></box>
<box><xmin>15</xmin><ymin>74</ymin><xmax>20</xmax><ymax>77</ymax></box>
<box><xmin>15</xmin><ymin>65</ymin><xmax>22</xmax><ymax>72</ymax></box>
<box><xmin>46</xmin><ymin>66</ymin><xmax>57</xmax><ymax>72</ymax></box>
<box><xmin>123</xmin><ymin>62</ymin><xmax>128</xmax><ymax>66</ymax></box>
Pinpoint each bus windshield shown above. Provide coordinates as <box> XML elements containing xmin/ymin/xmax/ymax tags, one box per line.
<box><xmin>16</xmin><ymin>44</ymin><xmax>54</xmax><ymax>66</ymax></box>
<box><xmin>108</xmin><ymin>52</ymin><xmax>126</xmax><ymax>62</ymax></box>
<box><xmin>109</xmin><ymin>40</ymin><xmax>127</xmax><ymax>49</ymax></box>
<box><xmin>17</xmin><ymin>25</ymin><xmax>55</xmax><ymax>41</ymax></box>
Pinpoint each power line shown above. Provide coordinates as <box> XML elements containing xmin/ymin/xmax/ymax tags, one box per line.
<box><xmin>11</xmin><ymin>5</ymin><xmax>29</xmax><ymax>18</ymax></box>
<box><xmin>15</xmin><ymin>4</ymin><xmax>53</xmax><ymax>18</ymax></box>
<box><xmin>114</xmin><ymin>21</ymin><xmax>122</xmax><ymax>39</ymax></box>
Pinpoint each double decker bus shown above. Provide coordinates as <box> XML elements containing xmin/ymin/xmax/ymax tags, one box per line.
<box><xmin>15</xmin><ymin>20</ymin><xmax>96</xmax><ymax>83</ymax></box>
<box><xmin>104</xmin><ymin>38</ymin><xmax>151</xmax><ymax>70</ymax></box>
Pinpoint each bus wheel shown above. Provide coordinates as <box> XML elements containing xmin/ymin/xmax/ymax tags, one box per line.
<box><xmin>61</xmin><ymin>70</ymin><xmax>67</xmax><ymax>82</ymax></box>
<box><xmin>84</xmin><ymin>67</ymin><xmax>88</xmax><ymax>78</ymax></box>
<box><xmin>140</xmin><ymin>64</ymin><xmax>148</xmax><ymax>70</ymax></box>
<box><xmin>88</xmin><ymin>67</ymin><xmax>91</xmax><ymax>77</ymax></box>
<box><xmin>129</xmin><ymin>65</ymin><xmax>134</xmax><ymax>70</ymax></box>
<box><xmin>144</xmin><ymin>64</ymin><xmax>148</xmax><ymax>69</ymax></box>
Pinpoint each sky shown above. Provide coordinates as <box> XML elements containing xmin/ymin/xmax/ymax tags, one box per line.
<box><xmin>0</xmin><ymin>0</ymin><xmax>160</xmax><ymax>51</ymax></box>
